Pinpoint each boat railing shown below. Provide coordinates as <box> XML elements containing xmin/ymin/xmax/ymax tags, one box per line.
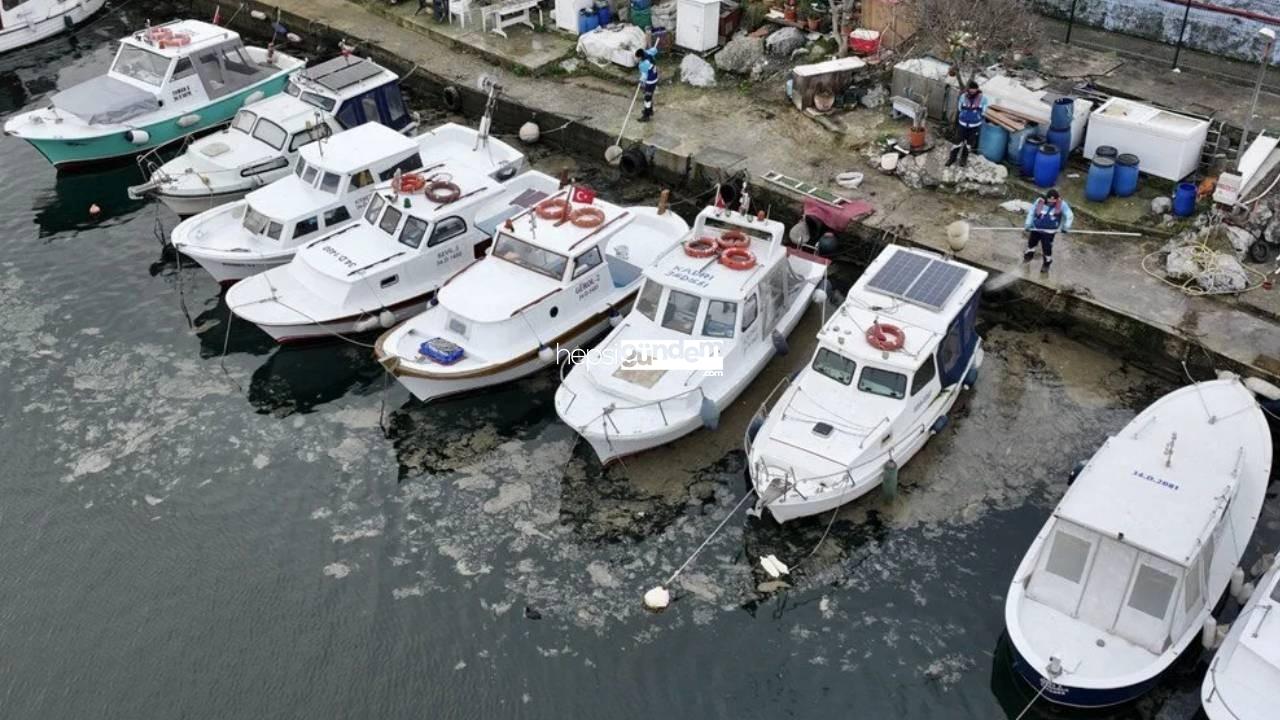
<box><xmin>564</xmin><ymin>384</ymin><xmax>707</xmax><ymax>434</ymax></box>
<box><xmin>743</xmin><ymin>375</ymin><xmax>794</xmax><ymax>457</ymax></box>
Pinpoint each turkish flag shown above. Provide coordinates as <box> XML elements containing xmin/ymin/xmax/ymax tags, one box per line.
<box><xmin>571</xmin><ymin>186</ymin><xmax>596</xmax><ymax>205</ymax></box>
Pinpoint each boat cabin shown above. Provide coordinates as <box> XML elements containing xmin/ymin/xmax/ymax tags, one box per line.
<box><xmin>284</xmin><ymin>55</ymin><xmax>412</xmax><ymax>133</ymax></box>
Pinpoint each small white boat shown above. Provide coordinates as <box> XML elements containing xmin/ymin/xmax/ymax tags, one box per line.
<box><xmin>130</xmin><ymin>55</ymin><xmax>415</xmax><ymax>215</ymax></box>
<box><xmin>0</xmin><ymin>0</ymin><xmax>105</xmax><ymax>55</ymax></box>
<box><xmin>375</xmin><ymin>188</ymin><xmax>691</xmax><ymax>402</ymax></box>
<box><xmin>3</xmin><ymin>20</ymin><xmax>303</xmax><ymax>168</ymax></box>
<box><xmin>170</xmin><ymin>122</ymin><xmax>521</xmax><ymax>285</ymax></box>
<box><xmin>554</xmin><ymin>205</ymin><xmax>827</xmax><ymax>462</ymax></box>
<box><xmin>225</xmin><ymin>160</ymin><xmax>549</xmax><ymax>344</ymax></box>
<box><xmin>1005</xmin><ymin>378</ymin><xmax>1271</xmax><ymax>708</ymax></box>
<box><xmin>1202</xmin><ymin>551</ymin><xmax>1279</xmax><ymax>720</ymax></box>
<box><xmin>745</xmin><ymin>245</ymin><xmax>987</xmax><ymax>523</ymax></box>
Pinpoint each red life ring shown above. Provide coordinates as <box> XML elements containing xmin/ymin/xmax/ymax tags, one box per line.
<box><xmin>166</xmin><ymin>33</ymin><xmax>191</xmax><ymax>47</ymax></box>
<box><xmin>570</xmin><ymin>206</ymin><xmax>605</xmax><ymax>228</ymax></box>
<box><xmin>683</xmin><ymin>238</ymin><xmax>718</xmax><ymax>258</ymax></box>
<box><xmin>719</xmin><ymin>246</ymin><xmax>756</xmax><ymax>270</ymax></box>
<box><xmin>535</xmin><ymin>198</ymin><xmax>569</xmax><ymax>220</ymax></box>
<box><xmin>426</xmin><ymin>180</ymin><xmax>461</xmax><ymax>204</ymax></box>
<box><xmin>865</xmin><ymin>322</ymin><xmax>906</xmax><ymax>351</ymax></box>
<box><xmin>716</xmin><ymin>229</ymin><xmax>749</xmax><ymax>249</ymax></box>
<box><xmin>394</xmin><ymin>173</ymin><xmax>426</xmax><ymax>194</ymax></box>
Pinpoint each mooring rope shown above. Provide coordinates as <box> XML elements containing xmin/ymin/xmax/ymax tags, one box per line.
<box><xmin>663</xmin><ymin>490</ymin><xmax>755</xmax><ymax>588</ymax></box>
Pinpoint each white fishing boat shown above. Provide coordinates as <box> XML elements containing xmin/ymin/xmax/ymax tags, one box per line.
<box><xmin>1005</xmin><ymin>378</ymin><xmax>1271</xmax><ymax>708</ymax></box>
<box><xmin>3</xmin><ymin>19</ymin><xmax>303</xmax><ymax>168</ymax></box>
<box><xmin>553</xmin><ymin>206</ymin><xmax>827</xmax><ymax>462</ymax></box>
<box><xmin>374</xmin><ymin>188</ymin><xmax>691</xmax><ymax>402</ymax></box>
<box><xmin>225</xmin><ymin>164</ymin><xmax>554</xmax><ymax>344</ymax></box>
<box><xmin>129</xmin><ymin>54</ymin><xmax>415</xmax><ymax>215</ymax></box>
<box><xmin>0</xmin><ymin>0</ymin><xmax>105</xmax><ymax>54</ymax></box>
<box><xmin>744</xmin><ymin>246</ymin><xmax>987</xmax><ymax>523</ymax></box>
<box><xmin>1202</xmin><ymin>551</ymin><xmax>1280</xmax><ymax>720</ymax></box>
<box><xmin>170</xmin><ymin>122</ymin><xmax>522</xmax><ymax>285</ymax></box>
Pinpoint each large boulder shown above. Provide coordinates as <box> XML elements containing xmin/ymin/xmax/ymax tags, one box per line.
<box><xmin>680</xmin><ymin>54</ymin><xmax>716</xmax><ymax>88</ymax></box>
<box><xmin>765</xmin><ymin>27</ymin><xmax>806</xmax><ymax>57</ymax></box>
<box><xmin>1222</xmin><ymin>224</ymin><xmax>1256</xmax><ymax>259</ymax></box>
<box><xmin>1197</xmin><ymin>253</ymin><xmax>1250</xmax><ymax>293</ymax></box>
<box><xmin>716</xmin><ymin>35</ymin><xmax>765</xmax><ymax>75</ymax></box>
<box><xmin>892</xmin><ymin>147</ymin><xmax>1008</xmax><ymax>197</ymax></box>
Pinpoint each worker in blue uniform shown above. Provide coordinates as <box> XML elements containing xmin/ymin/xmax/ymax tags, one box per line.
<box><xmin>1023</xmin><ymin>188</ymin><xmax>1073</xmax><ymax>273</ymax></box>
<box><xmin>635</xmin><ymin>45</ymin><xmax>659</xmax><ymax>122</ymax></box>
<box><xmin>946</xmin><ymin>80</ymin><xmax>989</xmax><ymax>168</ymax></box>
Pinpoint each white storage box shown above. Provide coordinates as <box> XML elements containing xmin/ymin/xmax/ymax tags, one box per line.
<box><xmin>979</xmin><ymin>75</ymin><xmax>1092</xmax><ymax>154</ymax></box>
<box><xmin>555</xmin><ymin>0</ymin><xmax>595</xmax><ymax>33</ymax></box>
<box><xmin>676</xmin><ymin>0</ymin><xmax>720</xmax><ymax>52</ymax></box>
<box><xmin>1084</xmin><ymin>98</ymin><xmax>1209</xmax><ymax>181</ymax></box>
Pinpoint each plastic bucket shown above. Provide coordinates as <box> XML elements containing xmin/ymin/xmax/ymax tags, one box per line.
<box><xmin>849</xmin><ymin>28</ymin><xmax>881</xmax><ymax>55</ymax></box>
<box><xmin>1050</xmin><ymin>97</ymin><xmax>1074</xmax><ymax>130</ymax></box>
<box><xmin>1173</xmin><ymin>182</ymin><xmax>1197</xmax><ymax>217</ymax></box>
<box><xmin>1034</xmin><ymin>144</ymin><xmax>1062</xmax><ymax>188</ymax></box>
<box><xmin>1046</xmin><ymin>126</ymin><xmax>1072</xmax><ymax>161</ymax></box>
<box><xmin>1020</xmin><ymin>135</ymin><xmax>1044</xmax><ymax>177</ymax></box>
<box><xmin>1085</xmin><ymin>157</ymin><xmax>1115</xmax><ymax>202</ymax></box>
<box><xmin>979</xmin><ymin>123</ymin><xmax>1009</xmax><ymax>163</ymax></box>
<box><xmin>1113</xmin><ymin>154</ymin><xmax>1140</xmax><ymax>197</ymax></box>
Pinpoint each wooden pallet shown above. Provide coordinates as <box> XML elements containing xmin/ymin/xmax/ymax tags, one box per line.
<box><xmin>761</xmin><ymin>171</ymin><xmax>849</xmax><ymax>206</ymax></box>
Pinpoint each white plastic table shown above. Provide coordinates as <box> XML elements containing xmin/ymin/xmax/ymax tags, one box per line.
<box><xmin>482</xmin><ymin>0</ymin><xmax>543</xmax><ymax>38</ymax></box>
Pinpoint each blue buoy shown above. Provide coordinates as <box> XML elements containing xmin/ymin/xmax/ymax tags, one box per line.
<box><xmin>979</xmin><ymin>122</ymin><xmax>1009</xmax><ymax>163</ymax></box>
<box><xmin>1113</xmin><ymin>153</ymin><xmax>1140</xmax><ymax>197</ymax></box>
<box><xmin>1019</xmin><ymin>135</ymin><xmax>1044</xmax><ymax>177</ymax></box>
<box><xmin>963</xmin><ymin>366</ymin><xmax>979</xmax><ymax>389</ymax></box>
<box><xmin>1034</xmin><ymin>144</ymin><xmax>1062</xmax><ymax>188</ymax></box>
<box><xmin>1050</xmin><ymin>97</ymin><xmax>1075</xmax><ymax>130</ymax></box>
<box><xmin>699</xmin><ymin>396</ymin><xmax>720</xmax><ymax>431</ymax></box>
<box><xmin>1085</xmin><ymin>156</ymin><xmax>1115</xmax><ymax>202</ymax></box>
<box><xmin>930</xmin><ymin>416</ymin><xmax>949</xmax><ymax>435</ymax></box>
<box><xmin>771</xmin><ymin>330</ymin><xmax>789</xmax><ymax>356</ymax></box>
<box><xmin>1173</xmin><ymin>181</ymin><xmax>1197</xmax><ymax>217</ymax></box>
<box><xmin>1046</xmin><ymin>126</ymin><xmax>1072</xmax><ymax>162</ymax></box>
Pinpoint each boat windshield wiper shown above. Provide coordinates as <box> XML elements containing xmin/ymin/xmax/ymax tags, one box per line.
<box><xmin>348</xmin><ymin>252</ymin><xmax>405</xmax><ymax>276</ymax></box>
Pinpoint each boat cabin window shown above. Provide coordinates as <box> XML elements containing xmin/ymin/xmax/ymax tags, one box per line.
<box><xmin>294</xmin><ymin>216</ymin><xmax>320</xmax><ymax>240</ymax></box>
<box><xmin>319</xmin><ymin>172</ymin><xmax>342</xmax><ymax>194</ymax></box>
<box><xmin>364</xmin><ymin>195</ymin><xmax>386</xmax><ymax>224</ymax></box>
<box><xmin>812</xmin><ymin>348</ymin><xmax>855</xmax><ymax>385</ymax></box>
<box><xmin>294</xmin><ymin>158</ymin><xmax>308</xmax><ymax>177</ymax></box>
<box><xmin>635</xmin><ymin>280</ymin><xmax>662</xmax><ymax>321</ymax></box>
<box><xmin>112</xmin><ymin>45</ymin><xmax>170</xmax><ymax>87</ymax></box>
<box><xmin>741</xmin><ymin>292</ymin><xmax>759</xmax><ymax>331</ymax></box>
<box><xmin>703</xmin><ymin>300</ymin><xmax>736</xmax><ymax>339</ymax></box>
<box><xmin>379</xmin><ymin>155</ymin><xmax>424</xmax><ymax>181</ymax></box>
<box><xmin>251</xmin><ymin>119</ymin><xmax>288</xmax><ymax>151</ymax></box>
<box><xmin>219</xmin><ymin>46</ymin><xmax>257</xmax><ymax>79</ymax></box>
<box><xmin>378</xmin><ymin>206</ymin><xmax>403</xmax><ymax>236</ymax></box>
<box><xmin>1272</xmin><ymin>578</ymin><xmax>1280</xmax><ymax>603</ymax></box>
<box><xmin>911</xmin><ymin>356</ymin><xmax>937</xmax><ymax>396</ymax></box>
<box><xmin>571</xmin><ymin>247</ymin><xmax>603</xmax><ymax>279</ymax></box>
<box><xmin>1044</xmin><ymin>530</ymin><xmax>1091</xmax><ymax>583</ymax></box>
<box><xmin>3</xmin><ymin>0</ymin><xmax>34</xmax><ymax>8</ymax></box>
<box><xmin>289</xmin><ymin>126</ymin><xmax>329</xmax><ymax>152</ymax></box>
<box><xmin>1127</xmin><ymin>564</ymin><xmax>1177</xmax><ymax>620</ymax></box>
<box><xmin>232</xmin><ymin>110</ymin><xmax>257</xmax><ymax>134</ymax></box>
<box><xmin>323</xmin><ymin>206</ymin><xmax>351</xmax><ymax>226</ymax></box>
<box><xmin>242</xmin><ymin>207</ymin><xmax>273</xmax><ymax>236</ymax></box>
<box><xmin>361</xmin><ymin>95</ymin><xmax>379</xmax><ymax>124</ymax></box>
<box><xmin>194</xmin><ymin>51</ymin><xmax>227</xmax><ymax>93</ymax></box>
<box><xmin>398</xmin><ymin>217</ymin><xmax>429</xmax><ymax>249</ymax></box>
<box><xmin>493</xmin><ymin>235</ymin><xmax>569</xmax><ymax>280</ymax></box>
<box><xmin>383</xmin><ymin>85</ymin><xmax>409</xmax><ymax>127</ymax></box>
<box><xmin>350</xmin><ymin>169</ymin><xmax>375</xmax><ymax>190</ymax></box>
<box><xmin>858</xmin><ymin>367</ymin><xmax>907</xmax><ymax>399</ymax></box>
<box><xmin>429</xmin><ymin>217</ymin><xmax>467</xmax><ymax>247</ymax></box>
<box><xmin>171</xmin><ymin>57</ymin><xmax>197</xmax><ymax>81</ymax></box>
<box><xmin>302</xmin><ymin>164</ymin><xmax>319</xmax><ymax>185</ymax></box>
<box><xmin>286</xmin><ymin>81</ymin><xmax>337</xmax><ymax>112</ymax></box>
<box><xmin>266</xmin><ymin>221</ymin><xmax>283</xmax><ymax>240</ymax></box>
<box><xmin>661</xmin><ymin>290</ymin><xmax>701</xmax><ymax>335</ymax></box>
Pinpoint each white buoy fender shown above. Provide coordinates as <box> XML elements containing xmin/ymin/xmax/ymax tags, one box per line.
<box><xmin>946</xmin><ymin>220</ymin><xmax>971</xmax><ymax>252</ymax></box>
<box><xmin>1239</xmin><ymin>582</ymin><xmax>1256</xmax><ymax>605</ymax></box>
<box><xmin>1244</xmin><ymin>376</ymin><xmax>1280</xmax><ymax>401</ymax></box>
<box><xmin>124</xmin><ymin>129</ymin><xmax>150</xmax><ymax>145</ymax></box>
<box><xmin>1201</xmin><ymin>616</ymin><xmax>1218</xmax><ymax>650</ymax></box>
<box><xmin>538</xmin><ymin>345</ymin><xmax>554</xmax><ymax>363</ymax></box>
<box><xmin>643</xmin><ymin>586</ymin><xmax>670</xmax><ymax>612</ymax></box>
<box><xmin>250</xmin><ymin>10</ymin><xmax>268</xmax><ymax>20</ymax></box>
<box><xmin>1231</xmin><ymin>567</ymin><xmax>1245</xmax><ymax>599</ymax></box>
<box><xmin>699</xmin><ymin>396</ymin><xmax>720</xmax><ymax>431</ymax></box>
<box><xmin>881</xmin><ymin>459</ymin><xmax>899</xmax><ymax>500</ymax></box>
<box><xmin>518</xmin><ymin>122</ymin><xmax>540</xmax><ymax>144</ymax></box>
<box><xmin>286</xmin><ymin>32</ymin><xmax>301</xmax><ymax>43</ymax></box>
<box><xmin>176</xmin><ymin>114</ymin><xmax>201</xmax><ymax>128</ymax></box>
<box><xmin>759</xmin><ymin>554</ymin><xmax>790</xmax><ymax>578</ymax></box>
<box><xmin>378</xmin><ymin>309</ymin><xmax>396</xmax><ymax>329</ymax></box>
<box><xmin>243</xmin><ymin>91</ymin><xmax>265</xmax><ymax>107</ymax></box>
<box><xmin>812</xmin><ymin>288</ymin><xmax>828</xmax><ymax>305</ymax></box>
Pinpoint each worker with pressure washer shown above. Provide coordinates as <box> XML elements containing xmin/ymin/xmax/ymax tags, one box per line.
<box><xmin>1023</xmin><ymin>188</ymin><xmax>1073</xmax><ymax>273</ymax></box>
<box><xmin>946</xmin><ymin>80</ymin><xmax>989</xmax><ymax>168</ymax></box>
<box><xmin>635</xmin><ymin>44</ymin><xmax>659</xmax><ymax>122</ymax></box>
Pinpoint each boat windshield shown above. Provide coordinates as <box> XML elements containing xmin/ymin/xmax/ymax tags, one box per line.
<box><xmin>285</xmin><ymin>80</ymin><xmax>336</xmax><ymax>112</ymax></box>
<box><xmin>231</xmin><ymin>110</ymin><xmax>257</xmax><ymax>134</ymax></box>
<box><xmin>493</xmin><ymin>234</ymin><xmax>568</xmax><ymax>280</ymax></box>
<box><xmin>635</xmin><ymin>280</ymin><xmax>663</xmax><ymax>321</ymax></box>
<box><xmin>812</xmin><ymin>348</ymin><xmax>855</xmax><ymax>385</ymax></box>
<box><xmin>241</xmin><ymin>206</ymin><xmax>282</xmax><ymax>240</ymax></box>
<box><xmin>111</xmin><ymin>44</ymin><xmax>171</xmax><ymax>87</ymax></box>
<box><xmin>364</xmin><ymin>194</ymin><xmax>386</xmax><ymax>224</ymax></box>
<box><xmin>858</xmin><ymin>366</ymin><xmax>907</xmax><ymax>399</ymax></box>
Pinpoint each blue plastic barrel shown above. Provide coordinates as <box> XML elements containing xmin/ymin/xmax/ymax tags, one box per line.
<box><xmin>596</xmin><ymin>4</ymin><xmax>611</xmax><ymax>25</ymax></box>
<box><xmin>979</xmin><ymin>123</ymin><xmax>1009</xmax><ymax>163</ymax></box>
<box><xmin>1007</xmin><ymin>126</ymin><xmax>1035</xmax><ymax>167</ymax></box>
<box><xmin>1046</xmin><ymin>126</ymin><xmax>1072</xmax><ymax>161</ymax></box>
<box><xmin>1085</xmin><ymin>156</ymin><xmax>1115</xmax><ymax>202</ymax></box>
<box><xmin>1034</xmin><ymin>144</ymin><xmax>1062</xmax><ymax>188</ymax></box>
<box><xmin>1113</xmin><ymin>154</ymin><xmax>1140</xmax><ymax>197</ymax></box>
<box><xmin>579</xmin><ymin>9</ymin><xmax>599</xmax><ymax>33</ymax></box>
<box><xmin>1095</xmin><ymin>145</ymin><xmax>1118</xmax><ymax>161</ymax></box>
<box><xmin>1173</xmin><ymin>182</ymin><xmax>1197</xmax><ymax>217</ymax></box>
<box><xmin>1051</xmin><ymin>98</ymin><xmax>1074</xmax><ymax>130</ymax></box>
<box><xmin>1020</xmin><ymin>135</ymin><xmax>1044</xmax><ymax>177</ymax></box>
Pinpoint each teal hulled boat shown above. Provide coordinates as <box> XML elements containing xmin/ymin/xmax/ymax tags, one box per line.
<box><xmin>3</xmin><ymin>19</ymin><xmax>303</xmax><ymax>169</ymax></box>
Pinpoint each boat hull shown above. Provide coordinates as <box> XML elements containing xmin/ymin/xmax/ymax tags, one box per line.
<box><xmin>246</xmin><ymin>294</ymin><xmax>435</xmax><ymax>345</ymax></box>
<box><xmin>179</xmin><ymin>250</ymin><xmax>291</xmax><ymax>286</ymax></box>
<box><xmin>0</xmin><ymin>0</ymin><xmax>106</xmax><ymax>55</ymax></box>
<box><xmin>157</xmin><ymin>186</ymin><xmax>253</xmax><ymax>217</ymax></box>
<box><xmin>1010</xmin><ymin>644</ymin><xmax>1157</xmax><ymax>709</ymax></box>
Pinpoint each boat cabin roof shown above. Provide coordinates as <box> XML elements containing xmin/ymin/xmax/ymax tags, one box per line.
<box><xmin>123</xmin><ymin>20</ymin><xmax>240</xmax><ymax>58</ymax></box>
<box><xmin>500</xmin><ymin>189</ymin><xmax>631</xmax><ymax>255</ymax></box>
<box><xmin>817</xmin><ymin>247</ymin><xmax>986</xmax><ymax>371</ymax></box>
<box><xmin>299</xmin><ymin>122</ymin><xmax>416</xmax><ymax>173</ymax></box>
<box><xmin>642</xmin><ymin>208</ymin><xmax>786</xmax><ymax>302</ymax></box>
<box><xmin>240</xmin><ymin>94</ymin><xmax>329</xmax><ymax>135</ymax></box>
<box><xmin>1055</xmin><ymin>380</ymin><xmax>1258</xmax><ymax>566</ymax></box>
<box><xmin>294</xmin><ymin>56</ymin><xmax>397</xmax><ymax>99</ymax></box>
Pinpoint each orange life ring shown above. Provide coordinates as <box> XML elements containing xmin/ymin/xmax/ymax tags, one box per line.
<box><xmin>570</xmin><ymin>206</ymin><xmax>605</xmax><ymax>228</ymax></box>
<box><xmin>535</xmin><ymin>198</ymin><xmax>569</xmax><ymax>220</ymax></box>
<box><xmin>865</xmin><ymin>323</ymin><xmax>906</xmax><ymax>351</ymax></box>
<box><xmin>426</xmin><ymin>180</ymin><xmax>461</xmax><ymax>204</ymax></box>
<box><xmin>719</xmin><ymin>246</ymin><xmax>756</xmax><ymax>270</ymax></box>
<box><xmin>683</xmin><ymin>238</ymin><xmax>718</xmax><ymax>258</ymax></box>
<box><xmin>148</xmin><ymin>26</ymin><xmax>173</xmax><ymax>40</ymax></box>
<box><xmin>716</xmin><ymin>229</ymin><xmax>749</xmax><ymax>249</ymax></box>
<box><xmin>393</xmin><ymin>173</ymin><xmax>426</xmax><ymax>194</ymax></box>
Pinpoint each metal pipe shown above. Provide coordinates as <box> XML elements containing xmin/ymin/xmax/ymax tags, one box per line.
<box><xmin>1173</xmin><ymin>0</ymin><xmax>1194</xmax><ymax>70</ymax></box>
<box><xmin>1065</xmin><ymin>0</ymin><xmax>1079</xmax><ymax>44</ymax></box>
<box><xmin>1161</xmin><ymin>0</ymin><xmax>1280</xmax><ymax>27</ymax></box>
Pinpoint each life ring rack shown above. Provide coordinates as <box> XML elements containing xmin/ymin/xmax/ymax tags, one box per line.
<box><xmin>865</xmin><ymin>322</ymin><xmax>906</xmax><ymax>352</ymax></box>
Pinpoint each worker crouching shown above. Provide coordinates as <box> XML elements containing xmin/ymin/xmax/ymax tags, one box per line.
<box><xmin>1023</xmin><ymin>189</ymin><xmax>1073</xmax><ymax>273</ymax></box>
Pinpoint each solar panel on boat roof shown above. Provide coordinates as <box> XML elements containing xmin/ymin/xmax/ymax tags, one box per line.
<box><xmin>906</xmin><ymin>260</ymin><xmax>968</xmax><ymax>310</ymax></box>
<box><xmin>304</xmin><ymin>57</ymin><xmax>383</xmax><ymax>92</ymax></box>
<box><xmin>866</xmin><ymin>249</ymin><xmax>930</xmax><ymax>297</ymax></box>
<box><xmin>866</xmin><ymin>249</ymin><xmax>969</xmax><ymax>310</ymax></box>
